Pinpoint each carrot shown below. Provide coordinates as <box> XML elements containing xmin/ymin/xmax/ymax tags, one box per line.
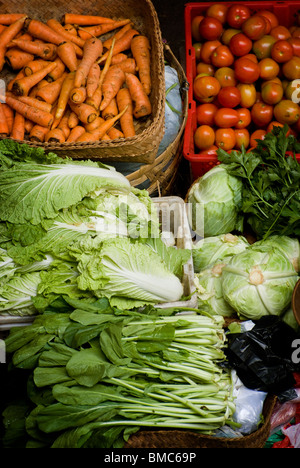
<box><xmin>0</xmin><ymin>16</ymin><xmax>27</xmax><ymax>72</ymax></box>
<box><xmin>11</xmin><ymin>112</ymin><xmax>25</xmax><ymax>140</ymax></box>
<box><xmin>24</xmin><ymin>119</ymin><xmax>34</xmax><ymax>133</ymax></box>
<box><xmin>35</xmin><ymin>72</ymin><xmax>67</xmax><ymax>105</ymax></box>
<box><xmin>110</xmin><ymin>53</ymin><xmax>128</xmax><ymax>66</ymax></box>
<box><xmin>76</xmin><ymin>105</ymin><xmax>128</xmax><ymax>142</ymax></box>
<box><xmin>64</xmin><ymin>24</ymin><xmax>77</xmax><ymax>36</ymax></box>
<box><xmin>111</xmin><ymin>58</ymin><xmax>137</xmax><ymax>75</ymax></box>
<box><xmin>101</xmin><ymin>97</ymin><xmax>118</xmax><ymax>120</ymax></box>
<box><xmin>5</xmin><ymin>48</ymin><xmax>34</xmax><ymax>70</ymax></box>
<box><xmin>10</xmin><ymin>39</ymin><xmax>57</xmax><ymax>61</ymax></box>
<box><xmin>2</xmin><ymin>103</ymin><xmax>14</xmax><ymax>133</ymax></box>
<box><xmin>6</xmin><ymin>32</ymin><xmax>32</xmax><ymax>47</ymax></box>
<box><xmin>7</xmin><ymin>69</ymin><xmax>25</xmax><ymax>91</ymax></box>
<box><xmin>99</xmin><ymin>66</ymin><xmax>125</xmax><ymax>111</ymax></box>
<box><xmin>29</xmin><ymin>124</ymin><xmax>49</xmax><ymax>142</ymax></box>
<box><xmin>0</xmin><ymin>25</ymin><xmax>6</xmax><ymax>35</ymax></box>
<box><xmin>66</xmin><ymin>125</ymin><xmax>85</xmax><ymax>142</ymax></box>
<box><xmin>55</xmin><ymin>71</ymin><xmax>75</xmax><ymax>119</ymax></box>
<box><xmin>74</xmin><ymin>37</ymin><xmax>103</xmax><ymax>88</ymax></box>
<box><xmin>98</xmin><ymin>28</ymin><xmax>139</xmax><ymax>64</ymax></box>
<box><xmin>78</xmin><ymin>19</ymin><xmax>131</xmax><ymax>41</ymax></box>
<box><xmin>24</xmin><ymin>59</ymin><xmax>49</xmax><ymax>76</ymax></box>
<box><xmin>125</xmin><ymin>72</ymin><xmax>152</xmax><ymax>119</ymax></box>
<box><xmin>45</xmin><ymin>127</ymin><xmax>66</xmax><ymax>143</ymax></box>
<box><xmin>57</xmin><ymin>41</ymin><xmax>78</xmax><ymax>72</ymax></box>
<box><xmin>101</xmin><ymin>133</ymin><xmax>111</xmax><ymax>141</ymax></box>
<box><xmin>46</xmin><ymin>57</ymin><xmax>66</xmax><ymax>82</ymax></box>
<box><xmin>116</xmin><ymin>87</ymin><xmax>135</xmax><ymax>137</ymax></box>
<box><xmin>46</xmin><ymin>19</ymin><xmax>85</xmax><ymax>49</ymax></box>
<box><xmin>86</xmin><ymin>62</ymin><xmax>100</xmax><ymax>98</ymax></box>
<box><xmin>63</xmin><ymin>14</ymin><xmax>115</xmax><ymax>26</ymax></box>
<box><xmin>69</xmin><ymin>86</ymin><xmax>87</xmax><ymax>104</ymax></box>
<box><xmin>131</xmin><ymin>35</ymin><xmax>151</xmax><ymax>95</ymax></box>
<box><xmin>0</xmin><ymin>14</ymin><xmax>26</xmax><ymax>25</ymax></box>
<box><xmin>107</xmin><ymin>127</ymin><xmax>124</xmax><ymax>139</ymax></box>
<box><xmin>57</xmin><ymin>110</ymin><xmax>71</xmax><ymax>138</ymax></box>
<box><xmin>84</xmin><ymin>115</ymin><xmax>105</xmax><ymax>132</ymax></box>
<box><xmin>5</xmin><ymin>95</ymin><xmax>54</xmax><ymax>128</ymax></box>
<box><xmin>67</xmin><ymin>111</ymin><xmax>79</xmax><ymax>128</ymax></box>
<box><xmin>69</xmin><ymin>101</ymin><xmax>98</xmax><ymax>124</ymax></box>
<box><xmin>14</xmin><ymin>95</ymin><xmax>52</xmax><ymax>113</ymax></box>
<box><xmin>102</xmin><ymin>23</ymin><xmax>133</xmax><ymax>50</ymax></box>
<box><xmin>0</xmin><ymin>103</ymin><xmax>9</xmax><ymax>135</ymax></box>
<box><xmin>12</xmin><ymin>61</ymin><xmax>57</xmax><ymax>96</ymax></box>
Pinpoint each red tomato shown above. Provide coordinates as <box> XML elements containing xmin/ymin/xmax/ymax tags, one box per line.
<box><xmin>288</xmin><ymin>37</ymin><xmax>300</xmax><ymax>57</ymax></box>
<box><xmin>194</xmin><ymin>75</ymin><xmax>221</xmax><ymax>102</ymax></box>
<box><xmin>270</xmin><ymin>25</ymin><xmax>291</xmax><ymax>41</ymax></box>
<box><xmin>267</xmin><ymin>121</ymin><xmax>286</xmax><ymax>133</ymax></box>
<box><xmin>206</xmin><ymin>4</ymin><xmax>228</xmax><ymax>24</ymax></box>
<box><xmin>251</xmin><ymin>102</ymin><xmax>273</xmax><ymax>127</ymax></box>
<box><xmin>234</xmin><ymin>57</ymin><xmax>260</xmax><ymax>83</ymax></box>
<box><xmin>214</xmin><ymin>67</ymin><xmax>237</xmax><ymax>87</ymax></box>
<box><xmin>217</xmin><ymin>86</ymin><xmax>241</xmax><ymax>108</ymax></box>
<box><xmin>282</xmin><ymin>57</ymin><xmax>300</xmax><ymax>80</ymax></box>
<box><xmin>235</xmin><ymin>108</ymin><xmax>251</xmax><ymax>128</ymax></box>
<box><xmin>221</xmin><ymin>28</ymin><xmax>240</xmax><ymax>45</ymax></box>
<box><xmin>229</xmin><ymin>33</ymin><xmax>252</xmax><ymax>57</ymax></box>
<box><xmin>292</xmin><ymin>27</ymin><xmax>300</xmax><ymax>39</ymax></box>
<box><xmin>196</xmin><ymin>62</ymin><xmax>215</xmax><ymax>76</ymax></box>
<box><xmin>242</xmin><ymin>15</ymin><xmax>268</xmax><ymax>41</ymax></box>
<box><xmin>215</xmin><ymin>128</ymin><xmax>236</xmax><ymax>150</ymax></box>
<box><xmin>226</xmin><ymin>5</ymin><xmax>251</xmax><ymax>29</ymax></box>
<box><xmin>271</xmin><ymin>40</ymin><xmax>294</xmax><ymax>63</ymax></box>
<box><xmin>258</xmin><ymin>58</ymin><xmax>280</xmax><ymax>80</ymax></box>
<box><xmin>191</xmin><ymin>15</ymin><xmax>204</xmax><ymax>42</ymax></box>
<box><xmin>258</xmin><ymin>10</ymin><xmax>279</xmax><ymax>30</ymax></box>
<box><xmin>261</xmin><ymin>82</ymin><xmax>283</xmax><ymax>105</ymax></box>
<box><xmin>252</xmin><ymin>35</ymin><xmax>277</xmax><ymax>60</ymax></box>
<box><xmin>199</xmin><ymin>17</ymin><xmax>223</xmax><ymax>41</ymax></box>
<box><xmin>200</xmin><ymin>40</ymin><xmax>222</xmax><ymax>64</ymax></box>
<box><xmin>234</xmin><ymin>128</ymin><xmax>250</xmax><ymax>149</ymax></box>
<box><xmin>199</xmin><ymin>144</ymin><xmax>218</xmax><ymax>156</ymax></box>
<box><xmin>250</xmin><ymin>129</ymin><xmax>267</xmax><ymax>147</ymax></box>
<box><xmin>237</xmin><ymin>83</ymin><xmax>257</xmax><ymax>108</ymax></box>
<box><xmin>243</xmin><ymin>53</ymin><xmax>258</xmax><ymax>63</ymax></box>
<box><xmin>196</xmin><ymin>103</ymin><xmax>218</xmax><ymax>126</ymax></box>
<box><xmin>214</xmin><ymin>108</ymin><xmax>239</xmax><ymax>127</ymax></box>
<box><xmin>211</xmin><ymin>45</ymin><xmax>234</xmax><ymax>67</ymax></box>
<box><xmin>194</xmin><ymin>125</ymin><xmax>215</xmax><ymax>150</ymax></box>
<box><xmin>193</xmin><ymin>43</ymin><xmax>202</xmax><ymax>61</ymax></box>
<box><xmin>274</xmin><ymin>100</ymin><xmax>300</xmax><ymax>125</ymax></box>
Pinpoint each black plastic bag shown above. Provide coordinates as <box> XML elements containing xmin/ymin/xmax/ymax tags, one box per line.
<box><xmin>225</xmin><ymin>316</ymin><xmax>300</xmax><ymax>395</ymax></box>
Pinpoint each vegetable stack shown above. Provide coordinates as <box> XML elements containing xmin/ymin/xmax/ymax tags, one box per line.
<box><xmin>0</xmin><ymin>13</ymin><xmax>153</xmax><ymax>143</ymax></box>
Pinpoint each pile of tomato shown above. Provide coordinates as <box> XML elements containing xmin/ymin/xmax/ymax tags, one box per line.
<box><xmin>191</xmin><ymin>3</ymin><xmax>300</xmax><ymax>154</ymax></box>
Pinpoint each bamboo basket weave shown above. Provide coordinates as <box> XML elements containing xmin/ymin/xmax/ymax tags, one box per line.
<box><xmin>125</xmin><ymin>395</ymin><xmax>277</xmax><ymax>449</ymax></box>
<box><xmin>0</xmin><ymin>0</ymin><xmax>165</xmax><ymax>164</ymax></box>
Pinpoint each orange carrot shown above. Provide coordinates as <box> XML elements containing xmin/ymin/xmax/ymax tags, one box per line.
<box><xmin>86</xmin><ymin>62</ymin><xmax>100</xmax><ymax>98</ymax></box>
<box><xmin>125</xmin><ymin>72</ymin><xmax>152</xmax><ymax>119</ymax></box>
<box><xmin>131</xmin><ymin>35</ymin><xmax>151</xmax><ymax>95</ymax></box>
<box><xmin>74</xmin><ymin>37</ymin><xmax>103</xmax><ymax>88</ymax></box>
<box><xmin>0</xmin><ymin>14</ymin><xmax>26</xmax><ymax>25</ymax></box>
<box><xmin>76</xmin><ymin>105</ymin><xmax>127</xmax><ymax>142</ymax></box>
<box><xmin>64</xmin><ymin>24</ymin><xmax>77</xmax><ymax>36</ymax></box>
<box><xmin>46</xmin><ymin>18</ymin><xmax>85</xmax><ymax>49</ymax></box>
<box><xmin>2</xmin><ymin>103</ymin><xmax>14</xmax><ymax>133</ymax></box>
<box><xmin>84</xmin><ymin>115</ymin><xmax>105</xmax><ymax>132</ymax></box>
<box><xmin>99</xmin><ymin>66</ymin><xmax>125</xmax><ymax>111</ymax></box>
<box><xmin>98</xmin><ymin>29</ymin><xmax>139</xmax><ymax>64</ymax></box>
<box><xmin>46</xmin><ymin>57</ymin><xmax>66</xmax><ymax>82</ymax></box>
<box><xmin>69</xmin><ymin>86</ymin><xmax>87</xmax><ymax>104</ymax></box>
<box><xmin>10</xmin><ymin>39</ymin><xmax>57</xmax><ymax>61</ymax></box>
<box><xmin>57</xmin><ymin>41</ymin><xmax>78</xmax><ymax>72</ymax></box>
<box><xmin>35</xmin><ymin>72</ymin><xmax>67</xmax><ymax>105</ymax></box>
<box><xmin>50</xmin><ymin>104</ymin><xmax>63</xmax><ymax>130</ymax></box>
<box><xmin>24</xmin><ymin>59</ymin><xmax>49</xmax><ymax>76</ymax></box>
<box><xmin>6</xmin><ymin>32</ymin><xmax>32</xmax><ymax>47</ymax></box>
<box><xmin>63</xmin><ymin>14</ymin><xmax>115</xmax><ymax>25</ymax></box>
<box><xmin>57</xmin><ymin>109</ymin><xmax>71</xmax><ymax>138</ymax></box>
<box><xmin>69</xmin><ymin>101</ymin><xmax>98</xmax><ymax>124</ymax></box>
<box><xmin>55</xmin><ymin>71</ymin><xmax>75</xmax><ymax>119</ymax></box>
<box><xmin>107</xmin><ymin>127</ymin><xmax>124</xmax><ymax>139</ymax></box>
<box><xmin>5</xmin><ymin>95</ymin><xmax>54</xmax><ymax>128</ymax></box>
<box><xmin>12</xmin><ymin>61</ymin><xmax>57</xmax><ymax>96</ymax></box>
<box><xmin>24</xmin><ymin>119</ymin><xmax>34</xmax><ymax>133</ymax></box>
<box><xmin>0</xmin><ymin>25</ymin><xmax>6</xmax><ymax>35</ymax></box>
<box><xmin>7</xmin><ymin>69</ymin><xmax>25</xmax><ymax>91</ymax></box>
<box><xmin>5</xmin><ymin>48</ymin><xmax>34</xmax><ymax>70</ymax></box>
<box><xmin>78</xmin><ymin>19</ymin><xmax>131</xmax><ymax>41</ymax></box>
<box><xmin>14</xmin><ymin>95</ymin><xmax>52</xmax><ymax>113</ymax></box>
<box><xmin>0</xmin><ymin>16</ymin><xmax>27</xmax><ymax>72</ymax></box>
<box><xmin>110</xmin><ymin>53</ymin><xmax>128</xmax><ymax>66</ymax></box>
<box><xmin>67</xmin><ymin>111</ymin><xmax>79</xmax><ymax>128</ymax></box>
<box><xmin>25</xmin><ymin>18</ymin><xmax>77</xmax><ymax>49</ymax></box>
<box><xmin>111</xmin><ymin>58</ymin><xmax>137</xmax><ymax>75</ymax></box>
<box><xmin>0</xmin><ymin>103</ymin><xmax>9</xmax><ymax>135</ymax></box>
<box><xmin>66</xmin><ymin>125</ymin><xmax>85</xmax><ymax>142</ymax></box>
<box><xmin>101</xmin><ymin>133</ymin><xmax>111</xmax><ymax>141</ymax></box>
<box><xmin>45</xmin><ymin>127</ymin><xmax>66</xmax><ymax>143</ymax></box>
<box><xmin>11</xmin><ymin>111</ymin><xmax>25</xmax><ymax>140</ymax></box>
<box><xmin>102</xmin><ymin>23</ymin><xmax>133</xmax><ymax>50</ymax></box>
<box><xmin>116</xmin><ymin>87</ymin><xmax>135</xmax><ymax>137</ymax></box>
<box><xmin>29</xmin><ymin>124</ymin><xmax>49</xmax><ymax>142</ymax></box>
<box><xmin>101</xmin><ymin>97</ymin><xmax>118</xmax><ymax>120</ymax></box>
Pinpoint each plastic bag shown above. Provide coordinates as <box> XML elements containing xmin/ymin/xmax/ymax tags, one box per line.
<box><xmin>282</xmin><ymin>423</ymin><xmax>300</xmax><ymax>448</ymax></box>
<box><xmin>270</xmin><ymin>400</ymin><xmax>298</xmax><ymax>435</ymax></box>
<box><xmin>225</xmin><ymin>316</ymin><xmax>300</xmax><ymax>394</ymax></box>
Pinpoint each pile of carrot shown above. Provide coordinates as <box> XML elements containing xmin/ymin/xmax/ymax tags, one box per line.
<box><xmin>0</xmin><ymin>13</ymin><xmax>152</xmax><ymax>143</ymax></box>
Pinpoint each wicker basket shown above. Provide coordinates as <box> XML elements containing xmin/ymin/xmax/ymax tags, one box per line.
<box><xmin>125</xmin><ymin>394</ymin><xmax>277</xmax><ymax>449</ymax></box>
<box><xmin>1</xmin><ymin>0</ymin><xmax>165</xmax><ymax>164</ymax></box>
<box><xmin>125</xmin><ymin>44</ymin><xmax>188</xmax><ymax>196</ymax></box>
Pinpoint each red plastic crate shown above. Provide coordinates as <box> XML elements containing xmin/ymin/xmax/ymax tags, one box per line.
<box><xmin>183</xmin><ymin>1</ymin><xmax>300</xmax><ymax>180</ymax></box>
